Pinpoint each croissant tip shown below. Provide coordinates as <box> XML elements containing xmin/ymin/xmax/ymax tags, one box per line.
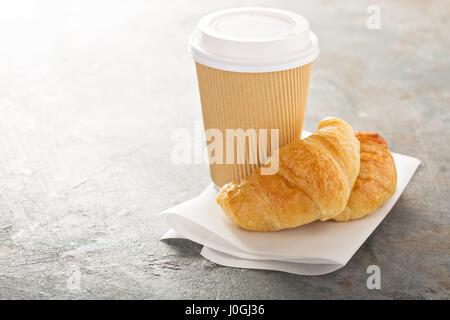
<box><xmin>355</xmin><ymin>131</ymin><xmax>388</xmax><ymax>148</ymax></box>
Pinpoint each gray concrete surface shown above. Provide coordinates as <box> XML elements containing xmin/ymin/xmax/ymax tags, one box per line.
<box><xmin>0</xmin><ymin>0</ymin><xmax>449</xmax><ymax>299</ymax></box>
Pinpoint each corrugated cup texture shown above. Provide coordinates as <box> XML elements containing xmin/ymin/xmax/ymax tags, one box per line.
<box><xmin>195</xmin><ymin>62</ymin><xmax>312</xmax><ymax>187</ymax></box>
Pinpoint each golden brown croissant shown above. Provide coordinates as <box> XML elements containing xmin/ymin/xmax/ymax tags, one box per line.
<box><xmin>216</xmin><ymin>117</ymin><xmax>361</xmax><ymax>231</ymax></box>
<box><xmin>333</xmin><ymin>132</ymin><xmax>397</xmax><ymax>221</ymax></box>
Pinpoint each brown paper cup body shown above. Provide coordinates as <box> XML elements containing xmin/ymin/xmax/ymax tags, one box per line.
<box><xmin>195</xmin><ymin>62</ymin><xmax>312</xmax><ymax>187</ymax></box>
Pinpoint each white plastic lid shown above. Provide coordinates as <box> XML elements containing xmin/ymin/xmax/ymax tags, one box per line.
<box><xmin>189</xmin><ymin>7</ymin><xmax>320</xmax><ymax>73</ymax></box>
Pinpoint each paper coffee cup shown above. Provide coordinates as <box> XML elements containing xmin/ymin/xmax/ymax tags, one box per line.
<box><xmin>189</xmin><ymin>7</ymin><xmax>319</xmax><ymax>187</ymax></box>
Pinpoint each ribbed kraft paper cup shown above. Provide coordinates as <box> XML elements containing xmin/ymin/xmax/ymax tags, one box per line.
<box><xmin>196</xmin><ymin>62</ymin><xmax>311</xmax><ymax>187</ymax></box>
<box><xmin>189</xmin><ymin>7</ymin><xmax>319</xmax><ymax>187</ymax></box>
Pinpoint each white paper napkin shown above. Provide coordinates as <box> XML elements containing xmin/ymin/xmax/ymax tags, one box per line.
<box><xmin>160</xmin><ymin>134</ymin><xmax>421</xmax><ymax>275</ymax></box>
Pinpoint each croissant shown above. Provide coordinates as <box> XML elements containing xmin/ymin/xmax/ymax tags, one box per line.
<box><xmin>333</xmin><ymin>132</ymin><xmax>397</xmax><ymax>221</ymax></box>
<box><xmin>216</xmin><ymin>117</ymin><xmax>360</xmax><ymax>231</ymax></box>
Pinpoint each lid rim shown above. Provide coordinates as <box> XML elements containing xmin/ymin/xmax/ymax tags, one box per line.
<box><xmin>189</xmin><ymin>31</ymin><xmax>319</xmax><ymax>73</ymax></box>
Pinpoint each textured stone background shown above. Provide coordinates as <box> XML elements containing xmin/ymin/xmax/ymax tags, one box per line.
<box><xmin>0</xmin><ymin>0</ymin><xmax>448</xmax><ymax>299</ymax></box>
